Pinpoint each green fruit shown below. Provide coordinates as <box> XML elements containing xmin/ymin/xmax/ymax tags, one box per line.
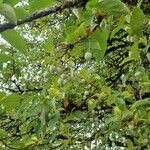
<box><xmin>56</xmin><ymin>67</ymin><xmax>62</xmax><ymax>74</ymax></box>
<box><xmin>84</xmin><ymin>90</ymin><xmax>89</xmax><ymax>96</ymax></box>
<box><xmin>50</xmin><ymin>65</ymin><xmax>57</xmax><ymax>73</ymax></box>
<box><xmin>83</xmin><ymin>95</ymin><xmax>86</xmax><ymax>100</ymax></box>
<box><xmin>84</xmin><ymin>52</ymin><xmax>92</xmax><ymax>60</ymax></box>
<box><xmin>81</xmin><ymin>79</ymin><xmax>85</xmax><ymax>83</ymax></box>
<box><xmin>61</xmin><ymin>74</ymin><xmax>66</xmax><ymax>79</ymax></box>
<box><xmin>104</xmin><ymin>24</ymin><xmax>111</xmax><ymax>30</ymax></box>
<box><xmin>126</xmin><ymin>36</ymin><xmax>130</xmax><ymax>42</ymax></box>
<box><xmin>58</xmin><ymin>78</ymin><xmax>63</xmax><ymax>85</ymax></box>
<box><xmin>86</xmin><ymin>84</ymin><xmax>91</xmax><ymax>89</ymax></box>
<box><xmin>88</xmin><ymin>99</ymin><xmax>97</xmax><ymax>111</ymax></box>
<box><xmin>130</xmin><ymin>36</ymin><xmax>136</xmax><ymax>42</ymax></box>
<box><xmin>58</xmin><ymin>77</ymin><xmax>67</xmax><ymax>85</ymax></box>
<box><xmin>63</xmin><ymin>79</ymin><xmax>67</xmax><ymax>85</ymax></box>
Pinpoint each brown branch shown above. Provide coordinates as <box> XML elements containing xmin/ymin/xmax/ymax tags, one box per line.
<box><xmin>4</xmin><ymin>87</ymin><xmax>43</xmax><ymax>93</ymax></box>
<box><xmin>0</xmin><ymin>0</ymin><xmax>83</xmax><ymax>33</ymax></box>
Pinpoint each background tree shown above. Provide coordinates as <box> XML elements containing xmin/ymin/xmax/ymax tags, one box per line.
<box><xmin>0</xmin><ymin>0</ymin><xmax>150</xmax><ymax>149</ymax></box>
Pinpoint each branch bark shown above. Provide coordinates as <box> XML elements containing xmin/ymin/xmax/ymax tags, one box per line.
<box><xmin>0</xmin><ymin>0</ymin><xmax>83</xmax><ymax>33</ymax></box>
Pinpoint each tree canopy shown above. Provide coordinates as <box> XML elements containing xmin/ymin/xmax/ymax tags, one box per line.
<box><xmin>0</xmin><ymin>0</ymin><xmax>150</xmax><ymax>149</ymax></box>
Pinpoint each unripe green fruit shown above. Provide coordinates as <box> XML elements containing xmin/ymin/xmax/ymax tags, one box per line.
<box><xmin>56</xmin><ymin>67</ymin><xmax>62</xmax><ymax>74</ymax></box>
<box><xmin>61</xmin><ymin>74</ymin><xmax>66</xmax><ymax>79</ymax></box>
<box><xmin>83</xmin><ymin>95</ymin><xmax>86</xmax><ymax>100</ymax></box>
<box><xmin>126</xmin><ymin>36</ymin><xmax>130</xmax><ymax>42</ymax></box>
<box><xmin>63</xmin><ymin>79</ymin><xmax>67</xmax><ymax>85</ymax></box>
<box><xmin>129</xmin><ymin>36</ymin><xmax>136</xmax><ymax>42</ymax></box>
<box><xmin>124</xmin><ymin>27</ymin><xmax>129</xmax><ymax>32</ymax></box>
<box><xmin>84</xmin><ymin>90</ymin><xmax>89</xmax><ymax>96</ymax></box>
<box><xmin>81</xmin><ymin>79</ymin><xmax>85</xmax><ymax>83</ymax></box>
<box><xmin>84</xmin><ymin>52</ymin><xmax>92</xmax><ymax>60</ymax></box>
<box><xmin>58</xmin><ymin>77</ymin><xmax>67</xmax><ymax>85</ymax></box>
<box><xmin>104</xmin><ymin>24</ymin><xmax>111</xmax><ymax>30</ymax></box>
<box><xmin>134</xmin><ymin>71</ymin><xmax>141</xmax><ymax>77</ymax></box>
<box><xmin>91</xmin><ymin>110</ymin><xmax>95</xmax><ymax>114</ymax></box>
<box><xmin>86</xmin><ymin>84</ymin><xmax>91</xmax><ymax>89</ymax></box>
<box><xmin>129</xmin><ymin>51</ymin><xmax>133</xmax><ymax>57</ymax></box>
<box><xmin>58</xmin><ymin>78</ymin><xmax>63</xmax><ymax>85</ymax></box>
<box><xmin>88</xmin><ymin>100</ymin><xmax>96</xmax><ymax>112</ymax></box>
<box><xmin>61</xmin><ymin>56</ymin><xmax>66</xmax><ymax>62</ymax></box>
<box><xmin>100</xmin><ymin>22</ymin><xmax>105</xmax><ymax>28</ymax></box>
<box><xmin>50</xmin><ymin>65</ymin><xmax>57</xmax><ymax>73</ymax></box>
<box><xmin>127</xmin><ymin>36</ymin><xmax>136</xmax><ymax>42</ymax></box>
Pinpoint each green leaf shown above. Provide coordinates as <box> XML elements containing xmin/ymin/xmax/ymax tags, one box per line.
<box><xmin>0</xmin><ymin>92</ymin><xmax>6</xmax><ymax>100</ymax></box>
<box><xmin>110</xmin><ymin>16</ymin><xmax>126</xmax><ymax>39</ymax></box>
<box><xmin>121</xmin><ymin>91</ymin><xmax>132</xmax><ymax>98</ymax></box>
<box><xmin>1</xmin><ymin>29</ymin><xmax>27</xmax><ymax>53</ymax></box>
<box><xmin>0</xmin><ymin>93</ymin><xmax>21</xmax><ymax>112</ymax></box>
<box><xmin>114</xmin><ymin>98</ymin><xmax>126</xmax><ymax>111</ymax></box>
<box><xmin>74</xmin><ymin>22</ymin><xmax>87</xmax><ymax>38</ymax></box>
<box><xmin>0</xmin><ymin>147</ymin><xmax>5</xmax><ymax>150</ymax></box>
<box><xmin>29</xmin><ymin>0</ymin><xmax>56</xmax><ymax>13</ymax></box>
<box><xmin>86</xmin><ymin>0</ymin><xmax>98</xmax><ymax>9</ymax></box>
<box><xmin>72</xmin><ymin>8</ymin><xmax>82</xmax><ymax>19</ymax></box>
<box><xmin>48</xmin><ymin>88</ymin><xmax>61</xmax><ymax>98</ymax></box>
<box><xmin>0</xmin><ymin>3</ymin><xmax>17</xmax><ymax>24</ymax></box>
<box><xmin>88</xmin><ymin>99</ymin><xmax>97</xmax><ymax>111</ymax></box>
<box><xmin>107</xmin><ymin>94</ymin><xmax>117</xmax><ymax>105</ymax></box>
<box><xmin>101</xmin><ymin>86</ymin><xmax>111</xmax><ymax>95</ymax></box>
<box><xmin>130</xmin><ymin>42</ymin><xmax>139</xmax><ymax>59</ymax></box>
<box><xmin>66</xmin><ymin>110</ymin><xmax>85</xmax><ymax>121</ymax></box>
<box><xmin>0</xmin><ymin>128</ymin><xmax>8</xmax><ymax>137</ymax></box>
<box><xmin>65</xmin><ymin>26</ymin><xmax>77</xmax><ymax>42</ymax></box>
<box><xmin>120</xmin><ymin>56</ymin><xmax>135</xmax><ymax>66</ymax></box>
<box><xmin>111</xmin><ymin>24</ymin><xmax>125</xmax><ymax>39</ymax></box>
<box><xmin>126</xmin><ymin>139</ymin><xmax>136</xmax><ymax>150</ymax></box>
<box><xmin>131</xmin><ymin>98</ymin><xmax>150</xmax><ymax>112</ymax></box>
<box><xmin>40</xmin><ymin>103</ymin><xmax>50</xmax><ymax>125</ymax></box>
<box><xmin>98</xmin><ymin>28</ymin><xmax>109</xmax><ymax>51</ymax></box>
<box><xmin>15</xmin><ymin>7</ymin><xmax>28</xmax><ymax>19</ymax></box>
<box><xmin>122</xmin><ymin>110</ymin><xmax>133</xmax><ymax>120</ymax></box>
<box><xmin>130</xmin><ymin>7</ymin><xmax>145</xmax><ymax>36</ymax></box>
<box><xmin>90</xmin><ymin>28</ymin><xmax>109</xmax><ymax>60</ymax></box>
<box><xmin>114</xmin><ymin>106</ymin><xmax>122</xmax><ymax>119</ymax></box>
<box><xmin>11</xmin><ymin>140</ymin><xmax>26</xmax><ymax>149</ymax></box>
<box><xmin>40</xmin><ymin>109</ymin><xmax>47</xmax><ymax>126</ymax></box>
<box><xmin>105</xmin><ymin>117</ymin><xmax>117</xmax><ymax>127</ymax></box>
<box><xmin>70</xmin><ymin>45</ymin><xmax>83</xmax><ymax>58</ymax></box>
<box><xmin>3</xmin><ymin>0</ymin><xmax>20</xmax><ymax>6</ymax></box>
<box><xmin>44</xmin><ymin>34</ymin><xmax>55</xmax><ymax>53</ymax></box>
<box><xmin>79</xmin><ymin>68</ymin><xmax>88</xmax><ymax>79</ymax></box>
<box><xmin>98</xmin><ymin>0</ymin><xmax>130</xmax><ymax>15</ymax></box>
<box><xmin>0</xmin><ymin>53</ymin><xmax>11</xmax><ymax>63</ymax></box>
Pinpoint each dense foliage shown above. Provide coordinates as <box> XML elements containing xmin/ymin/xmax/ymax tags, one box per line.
<box><xmin>0</xmin><ymin>0</ymin><xmax>150</xmax><ymax>149</ymax></box>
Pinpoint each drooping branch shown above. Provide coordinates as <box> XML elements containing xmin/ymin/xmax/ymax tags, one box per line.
<box><xmin>0</xmin><ymin>0</ymin><xmax>83</xmax><ymax>33</ymax></box>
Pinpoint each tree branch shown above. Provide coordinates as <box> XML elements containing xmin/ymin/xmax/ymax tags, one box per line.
<box><xmin>0</xmin><ymin>0</ymin><xmax>83</xmax><ymax>33</ymax></box>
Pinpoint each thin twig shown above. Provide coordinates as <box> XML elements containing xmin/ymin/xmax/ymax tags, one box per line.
<box><xmin>0</xmin><ymin>0</ymin><xmax>83</xmax><ymax>33</ymax></box>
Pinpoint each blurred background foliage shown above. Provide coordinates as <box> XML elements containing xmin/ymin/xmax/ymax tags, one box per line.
<box><xmin>0</xmin><ymin>0</ymin><xmax>150</xmax><ymax>149</ymax></box>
